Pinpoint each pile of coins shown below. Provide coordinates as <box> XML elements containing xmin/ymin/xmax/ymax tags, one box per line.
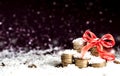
<box><xmin>60</xmin><ymin>38</ymin><xmax>107</xmax><ymax>68</ymax></box>
<box><xmin>61</xmin><ymin>54</ymin><xmax>106</xmax><ymax>68</ymax></box>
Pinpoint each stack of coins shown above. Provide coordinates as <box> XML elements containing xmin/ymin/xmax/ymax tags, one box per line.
<box><xmin>114</xmin><ymin>59</ymin><xmax>120</xmax><ymax>64</ymax></box>
<box><xmin>74</xmin><ymin>58</ymin><xmax>89</xmax><ymax>68</ymax></box>
<box><xmin>89</xmin><ymin>56</ymin><xmax>106</xmax><ymax>68</ymax></box>
<box><xmin>91</xmin><ymin>61</ymin><xmax>106</xmax><ymax>68</ymax></box>
<box><xmin>90</xmin><ymin>47</ymin><xmax>99</xmax><ymax>57</ymax></box>
<box><xmin>72</xmin><ymin>38</ymin><xmax>86</xmax><ymax>53</ymax></box>
<box><xmin>61</xmin><ymin>54</ymin><xmax>73</xmax><ymax>67</ymax></box>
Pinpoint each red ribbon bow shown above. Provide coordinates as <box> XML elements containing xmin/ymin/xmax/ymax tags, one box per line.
<box><xmin>81</xmin><ymin>30</ymin><xmax>115</xmax><ymax>61</ymax></box>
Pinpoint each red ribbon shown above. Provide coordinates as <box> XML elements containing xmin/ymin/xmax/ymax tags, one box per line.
<box><xmin>81</xmin><ymin>30</ymin><xmax>115</xmax><ymax>61</ymax></box>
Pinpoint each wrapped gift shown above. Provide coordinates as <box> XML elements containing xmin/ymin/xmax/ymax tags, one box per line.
<box><xmin>72</xmin><ymin>38</ymin><xmax>86</xmax><ymax>53</ymax></box>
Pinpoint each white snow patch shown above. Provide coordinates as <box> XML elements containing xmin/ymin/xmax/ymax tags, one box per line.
<box><xmin>0</xmin><ymin>49</ymin><xmax>120</xmax><ymax>76</ymax></box>
<box><xmin>72</xmin><ymin>38</ymin><xmax>86</xmax><ymax>45</ymax></box>
<box><xmin>73</xmin><ymin>52</ymin><xmax>91</xmax><ymax>59</ymax></box>
<box><xmin>61</xmin><ymin>49</ymin><xmax>77</xmax><ymax>54</ymax></box>
<box><xmin>89</xmin><ymin>56</ymin><xmax>105</xmax><ymax>63</ymax></box>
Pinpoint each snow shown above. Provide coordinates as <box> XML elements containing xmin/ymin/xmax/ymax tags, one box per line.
<box><xmin>73</xmin><ymin>52</ymin><xmax>91</xmax><ymax>59</ymax></box>
<box><xmin>0</xmin><ymin>49</ymin><xmax>120</xmax><ymax>76</ymax></box>
<box><xmin>72</xmin><ymin>38</ymin><xmax>85</xmax><ymax>45</ymax></box>
<box><xmin>89</xmin><ymin>56</ymin><xmax>105</xmax><ymax>63</ymax></box>
<box><xmin>60</xmin><ymin>49</ymin><xmax>77</xmax><ymax>54</ymax></box>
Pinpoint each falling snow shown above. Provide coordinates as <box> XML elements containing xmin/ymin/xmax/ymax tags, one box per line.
<box><xmin>0</xmin><ymin>0</ymin><xmax>119</xmax><ymax>54</ymax></box>
<box><xmin>0</xmin><ymin>1</ymin><xmax>119</xmax><ymax>75</ymax></box>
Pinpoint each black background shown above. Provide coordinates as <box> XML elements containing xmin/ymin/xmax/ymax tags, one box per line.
<box><xmin>0</xmin><ymin>0</ymin><xmax>119</xmax><ymax>50</ymax></box>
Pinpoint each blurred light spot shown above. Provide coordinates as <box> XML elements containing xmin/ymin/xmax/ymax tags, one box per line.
<box><xmin>93</xmin><ymin>21</ymin><xmax>96</xmax><ymax>24</ymax></box>
<box><xmin>86</xmin><ymin>21</ymin><xmax>90</xmax><ymax>24</ymax></box>
<box><xmin>116</xmin><ymin>36</ymin><xmax>120</xmax><ymax>41</ymax></box>
<box><xmin>99</xmin><ymin>11</ymin><xmax>103</xmax><ymax>15</ymax></box>
<box><xmin>49</xmin><ymin>15</ymin><xmax>52</xmax><ymax>18</ymax></box>
<box><xmin>100</xmin><ymin>18</ymin><xmax>104</xmax><ymax>21</ymax></box>
<box><xmin>109</xmin><ymin>19</ymin><xmax>112</xmax><ymax>23</ymax></box>
<box><xmin>0</xmin><ymin>22</ymin><xmax>2</xmax><ymax>25</ymax></box>
<box><xmin>88</xmin><ymin>2</ymin><xmax>93</xmax><ymax>6</ymax></box>
<box><xmin>68</xmin><ymin>29</ymin><xmax>72</xmax><ymax>33</ymax></box>
<box><xmin>53</xmin><ymin>1</ymin><xmax>56</xmax><ymax>5</ymax></box>
<box><xmin>8</xmin><ymin>27</ymin><xmax>13</xmax><ymax>30</ymax></box>
<box><xmin>48</xmin><ymin>38</ymin><xmax>51</xmax><ymax>42</ymax></box>
<box><xmin>37</xmin><ymin>11</ymin><xmax>40</xmax><ymax>15</ymax></box>
<box><xmin>61</xmin><ymin>17</ymin><xmax>64</xmax><ymax>21</ymax></box>
<box><xmin>13</xmin><ymin>14</ymin><xmax>16</xmax><ymax>18</ymax></box>
<box><xmin>65</xmin><ymin>4</ymin><xmax>69</xmax><ymax>7</ymax></box>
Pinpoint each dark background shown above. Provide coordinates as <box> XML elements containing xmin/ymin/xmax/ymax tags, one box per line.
<box><xmin>0</xmin><ymin>0</ymin><xmax>120</xmax><ymax>51</ymax></box>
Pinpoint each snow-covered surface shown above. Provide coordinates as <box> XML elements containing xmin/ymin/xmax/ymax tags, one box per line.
<box><xmin>73</xmin><ymin>52</ymin><xmax>91</xmax><ymax>59</ymax></box>
<box><xmin>89</xmin><ymin>56</ymin><xmax>105</xmax><ymax>63</ymax></box>
<box><xmin>59</xmin><ymin>49</ymin><xmax>77</xmax><ymax>54</ymax></box>
<box><xmin>72</xmin><ymin>38</ymin><xmax>86</xmax><ymax>45</ymax></box>
<box><xmin>0</xmin><ymin>49</ymin><xmax>120</xmax><ymax>76</ymax></box>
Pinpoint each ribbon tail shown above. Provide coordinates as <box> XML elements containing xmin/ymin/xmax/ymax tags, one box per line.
<box><xmin>97</xmin><ymin>45</ymin><xmax>115</xmax><ymax>61</ymax></box>
<box><xmin>100</xmin><ymin>52</ymin><xmax>115</xmax><ymax>61</ymax></box>
<box><xmin>81</xmin><ymin>43</ymin><xmax>94</xmax><ymax>58</ymax></box>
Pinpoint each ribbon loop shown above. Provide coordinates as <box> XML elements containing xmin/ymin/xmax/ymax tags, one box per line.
<box><xmin>83</xmin><ymin>30</ymin><xmax>97</xmax><ymax>43</ymax></box>
<box><xmin>81</xmin><ymin>30</ymin><xmax>115</xmax><ymax>61</ymax></box>
<box><xmin>101</xmin><ymin>34</ymin><xmax>115</xmax><ymax>48</ymax></box>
